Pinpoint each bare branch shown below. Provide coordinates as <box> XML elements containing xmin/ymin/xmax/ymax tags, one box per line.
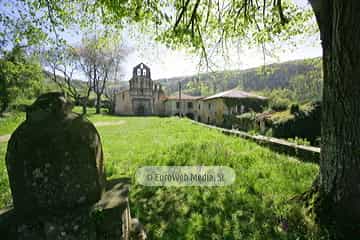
<box><xmin>174</xmin><ymin>0</ymin><xmax>192</xmax><ymax>31</ymax></box>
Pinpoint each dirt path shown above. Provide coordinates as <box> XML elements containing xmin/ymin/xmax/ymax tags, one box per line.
<box><xmin>0</xmin><ymin>134</ymin><xmax>10</xmax><ymax>144</ymax></box>
<box><xmin>94</xmin><ymin>120</ymin><xmax>126</xmax><ymax>127</ymax></box>
<box><xmin>0</xmin><ymin>121</ymin><xmax>125</xmax><ymax>144</ymax></box>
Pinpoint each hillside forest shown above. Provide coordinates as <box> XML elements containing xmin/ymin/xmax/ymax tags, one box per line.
<box><xmin>156</xmin><ymin>57</ymin><xmax>323</xmax><ymax>106</ymax></box>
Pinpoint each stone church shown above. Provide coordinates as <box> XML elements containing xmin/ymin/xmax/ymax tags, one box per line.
<box><xmin>114</xmin><ymin>63</ymin><xmax>268</xmax><ymax>126</ymax></box>
<box><xmin>114</xmin><ymin>63</ymin><xmax>166</xmax><ymax>115</ymax></box>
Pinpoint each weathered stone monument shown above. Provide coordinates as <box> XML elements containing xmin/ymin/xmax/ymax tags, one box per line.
<box><xmin>0</xmin><ymin>92</ymin><xmax>145</xmax><ymax>239</ymax></box>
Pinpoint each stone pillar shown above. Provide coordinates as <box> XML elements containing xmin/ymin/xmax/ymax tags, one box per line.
<box><xmin>0</xmin><ymin>92</ymin><xmax>143</xmax><ymax>239</ymax></box>
<box><xmin>6</xmin><ymin>92</ymin><xmax>106</xmax><ymax>217</ymax></box>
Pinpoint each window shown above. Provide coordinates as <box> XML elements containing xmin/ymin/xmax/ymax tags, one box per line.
<box><xmin>122</xmin><ymin>92</ymin><xmax>125</xmax><ymax>100</ymax></box>
<box><xmin>198</xmin><ymin>104</ymin><xmax>201</xmax><ymax>110</ymax></box>
<box><xmin>176</xmin><ymin>102</ymin><xmax>180</xmax><ymax>109</ymax></box>
<box><xmin>137</xmin><ymin>68</ymin><xmax>141</xmax><ymax>76</ymax></box>
<box><xmin>208</xmin><ymin>103</ymin><xmax>211</xmax><ymax>110</ymax></box>
<box><xmin>187</xmin><ymin>102</ymin><xmax>193</xmax><ymax>109</ymax></box>
<box><xmin>143</xmin><ymin>69</ymin><xmax>147</xmax><ymax>76</ymax></box>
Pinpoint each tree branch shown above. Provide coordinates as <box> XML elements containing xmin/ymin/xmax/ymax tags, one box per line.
<box><xmin>174</xmin><ymin>0</ymin><xmax>192</xmax><ymax>31</ymax></box>
<box><xmin>276</xmin><ymin>0</ymin><xmax>289</xmax><ymax>25</ymax></box>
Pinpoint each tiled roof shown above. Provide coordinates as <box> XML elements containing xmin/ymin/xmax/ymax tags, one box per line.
<box><xmin>203</xmin><ymin>89</ymin><xmax>267</xmax><ymax>101</ymax></box>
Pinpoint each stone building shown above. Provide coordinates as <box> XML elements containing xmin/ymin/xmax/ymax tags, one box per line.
<box><xmin>114</xmin><ymin>63</ymin><xmax>165</xmax><ymax>115</ymax></box>
<box><xmin>114</xmin><ymin>64</ymin><xmax>268</xmax><ymax>126</ymax></box>
<box><xmin>163</xmin><ymin>93</ymin><xmax>203</xmax><ymax>120</ymax></box>
<box><xmin>199</xmin><ymin>89</ymin><xmax>268</xmax><ymax>125</ymax></box>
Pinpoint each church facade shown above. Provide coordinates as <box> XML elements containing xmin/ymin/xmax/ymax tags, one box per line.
<box><xmin>114</xmin><ymin>63</ymin><xmax>166</xmax><ymax>115</ymax></box>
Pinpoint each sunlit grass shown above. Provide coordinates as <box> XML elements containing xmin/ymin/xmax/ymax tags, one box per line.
<box><xmin>0</xmin><ymin>113</ymin><xmax>321</xmax><ymax>239</ymax></box>
<box><xmin>0</xmin><ymin>111</ymin><xmax>25</xmax><ymax>136</ymax></box>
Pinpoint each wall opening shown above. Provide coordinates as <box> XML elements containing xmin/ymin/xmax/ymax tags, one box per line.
<box><xmin>185</xmin><ymin>113</ymin><xmax>194</xmax><ymax>120</ymax></box>
<box><xmin>135</xmin><ymin>105</ymin><xmax>145</xmax><ymax>115</ymax></box>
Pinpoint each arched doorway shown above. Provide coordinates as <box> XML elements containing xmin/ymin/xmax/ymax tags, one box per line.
<box><xmin>135</xmin><ymin>105</ymin><xmax>145</xmax><ymax>115</ymax></box>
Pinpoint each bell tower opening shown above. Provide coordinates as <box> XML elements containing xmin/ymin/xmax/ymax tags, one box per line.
<box><xmin>129</xmin><ymin>63</ymin><xmax>153</xmax><ymax>115</ymax></box>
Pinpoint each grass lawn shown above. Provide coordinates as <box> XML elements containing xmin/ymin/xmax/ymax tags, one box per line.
<box><xmin>0</xmin><ymin>112</ymin><xmax>321</xmax><ymax>239</ymax></box>
<box><xmin>0</xmin><ymin>111</ymin><xmax>25</xmax><ymax>136</ymax></box>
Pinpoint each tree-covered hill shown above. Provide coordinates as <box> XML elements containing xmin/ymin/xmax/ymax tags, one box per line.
<box><xmin>155</xmin><ymin>57</ymin><xmax>322</xmax><ymax>103</ymax></box>
<box><xmin>41</xmin><ymin>57</ymin><xmax>323</xmax><ymax>105</ymax></box>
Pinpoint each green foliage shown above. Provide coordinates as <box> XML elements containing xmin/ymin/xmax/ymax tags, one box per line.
<box><xmin>290</xmin><ymin>104</ymin><xmax>300</xmax><ymax>114</ymax></box>
<box><xmin>287</xmin><ymin>137</ymin><xmax>311</xmax><ymax>146</ymax></box>
<box><xmin>0</xmin><ymin>47</ymin><xmax>44</xmax><ymax>114</ymax></box>
<box><xmin>271</xmin><ymin>102</ymin><xmax>321</xmax><ymax>145</ymax></box>
<box><xmin>159</xmin><ymin>58</ymin><xmax>322</xmax><ymax>104</ymax></box>
<box><xmin>0</xmin><ymin>1</ymin><xmax>47</xmax><ymax>49</ymax></box>
<box><xmin>150</xmin><ymin>0</ymin><xmax>315</xmax><ymax>52</ymax></box>
<box><xmin>270</xmin><ymin>98</ymin><xmax>291</xmax><ymax>111</ymax></box>
<box><xmin>230</xmin><ymin>112</ymin><xmax>258</xmax><ymax>132</ymax></box>
<box><xmin>0</xmin><ymin>111</ymin><xmax>26</xmax><ymax>136</ymax></box>
<box><xmin>3</xmin><ymin>0</ymin><xmax>317</xmax><ymax>64</ymax></box>
<box><xmin>0</xmin><ymin>144</ymin><xmax>12</xmax><ymax>208</ymax></box>
<box><xmin>270</xmin><ymin>110</ymin><xmax>294</xmax><ymax>124</ymax></box>
<box><xmin>289</xmin><ymin>68</ymin><xmax>323</xmax><ymax>103</ymax></box>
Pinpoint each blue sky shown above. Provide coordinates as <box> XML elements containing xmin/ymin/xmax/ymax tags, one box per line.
<box><xmin>121</xmin><ymin>31</ymin><xmax>321</xmax><ymax>80</ymax></box>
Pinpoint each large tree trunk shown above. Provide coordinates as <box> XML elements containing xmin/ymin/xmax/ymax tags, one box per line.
<box><xmin>96</xmin><ymin>93</ymin><xmax>101</xmax><ymax>114</ymax></box>
<box><xmin>310</xmin><ymin>0</ymin><xmax>360</xmax><ymax>230</ymax></box>
<box><xmin>82</xmin><ymin>102</ymin><xmax>87</xmax><ymax>115</ymax></box>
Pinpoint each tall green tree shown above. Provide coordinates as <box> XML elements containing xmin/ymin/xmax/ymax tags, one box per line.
<box><xmin>0</xmin><ymin>47</ymin><xmax>44</xmax><ymax>114</ymax></box>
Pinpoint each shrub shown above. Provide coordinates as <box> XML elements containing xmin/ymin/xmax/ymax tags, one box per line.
<box><xmin>290</xmin><ymin>104</ymin><xmax>300</xmax><ymax>114</ymax></box>
<box><xmin>270</xmin><ymin>98</ymin><xmax>290</xmax><ymax>111</ymax></box>
<box><xmin>272</xmin><ymin>102</ymin><xmax>321</xmax><ymax>145</ymax></box>
<box><xmin>287</xmin><ymin>137</ymin><xmax>311</xmax><ymax>146</ymax></box>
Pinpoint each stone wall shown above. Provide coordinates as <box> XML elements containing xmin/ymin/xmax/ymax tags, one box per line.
<box><xmin>164</xmin><ymin>99</ymin><xmax>199</xmax><ymax>119</ymax></box>
<box><xmin>115</xmin><ymin>90</ymin><xmax>133</xmax><ymax>115</ymax></box>
<box><xmin>199</xmin><ymin>98</ymin><xmax>228</xmax><ymax>126</ymax></box>
<box><xmin>192</xmin><ymin>120</ymin><xmax>320</xmax><ymax>164</ymax></box>
<box><xmin>132</xmin><ymin>98</ymin><xmax>152</xmax><ymax>115</ymax></box>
